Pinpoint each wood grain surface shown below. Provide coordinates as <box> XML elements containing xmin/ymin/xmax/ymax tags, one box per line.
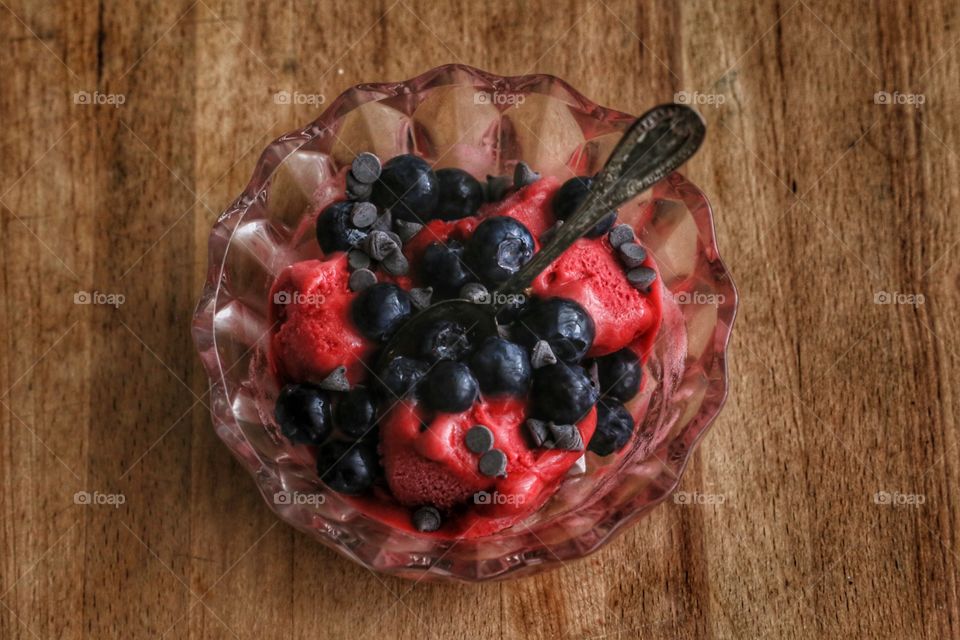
<box><xmin>2</xmin><ymin>1</ymin><xmax>958</xmax><ymax>638</ymax></box>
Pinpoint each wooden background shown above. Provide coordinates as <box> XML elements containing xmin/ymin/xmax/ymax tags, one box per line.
<box><xmin>2</xmin><ymin>1</ymin><xmax>958</xmax><ymax>638</ymax></box>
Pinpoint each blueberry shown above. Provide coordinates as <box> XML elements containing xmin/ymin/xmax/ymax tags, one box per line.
<box><xmin>515</xmin><ymin>297</ymin><xmax>595</xmax><ymax>362</ymax></box>
<box><xmin>378</xmin><ymin>356</ymin><xmax>429</xmax><ymax>399</ymax></box>
<box><xmin>420</xmin><ymin>319</ymin><xmax>472</xmax><ymax>362</ymax></box>
<box><xmin>434</xmin><ymin>168</ymin><xmax>484</xmax><ymax>220</ymax></box>
<box><xmin>420</xmin><ymin>240</ymin><xmax>474</xmax><ymax>297</ymax></box>
<box><xmin>335</xmin><ymin>388</ymin><xmax>377</xmax><ymax>440</ymax></box>
<box><xmin>594</xmin><ymin>348</ymin><xmax>642</xmax><ymax>402</ymax></box>
<box><xmin>318</xmin><ymin>441</ymin><xmax>378</xmax><ymax>495</ymax></box>
<box><xmin>316</xmin><ymin>201</ymin><xmax>368</xmax><ymax>253</ymax></box>
<box><xmin>351</xmin><ymin>283</ymin><xmax>413</xmax><ymax>342</ymax></box>
<box><xmin>552</xmin><ymin>176</ymin><xmax>616</xmax><ymax>237</ymax></box>
<box><xmin>464</xmin><ymin>216</ymin><xmax>535</xmax><ymax>286</ymax></box>
<box><xmin>469</xmin><ymin>336</ymin><xmax>531</xmax><ymax>396</ymax></box>
<box><xmin>423</xmin><ymin>361</ymin><xmax>479</xmax><ymax>413</ymax></box>
<box><xmin>531</xmin><ymin>364</ymin><xmax>599</xmax><ymax>424</ymax></box>
<box><xmin>371</xmin><ymin>154</ymin><xmax>439</xmax><ymax>222</ymax></box>
<box><xmin>588</xmin><ymin>401</ymin><xmax>635</xmax><ymax>456</ymax></box>
<box><xmin>274</xmin><ymin>384</ymin><xmax>333</xmax><ymax>445</ymax></box>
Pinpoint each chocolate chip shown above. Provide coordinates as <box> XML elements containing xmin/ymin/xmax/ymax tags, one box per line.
<box><xmin>409</xmin><ymin>287</ymin><xmax>433</xmax><ymax>310</ymax></box>
<box><xmin>465</xmin><ymin>425</ymin><xmax>495</xmax><ymax>454</ymax></box>
<box><xmin>460</xmin><ymin>282</ymin><xmax>490</xmax><ymax>304</ymax></box>
<box><xmin>608</xmin><ymin>224</ymin><xmax>635</xmax><ymax>248</ymax></box>
<box><xmin>350</xmin><ymin>201</ymin><xmax>378</xmax><ymax>228</ymax></box>
<box><xmin>619</xmin><ymin>242</ymin><xmax>647</xmax><ymax>268</ymax></box>
<box><xmin>484</xmin><ymin>175</ymin><xmax>512</xmax><ymax>202</ymax></box>
<box><xmin>347</xmin><ymin>249</ymin><xmax>371</xmax><ymax>271</ymax></box>
<box><xmin>513</xmin><ymin>161</ymin><xmax>540</xmax><ymax>188</ymax></box>
<box><xmin>351</xmin><ymin>152</ymin><xmax>382</xmax><ymax>184</ymax></box>
<box><xmin>371</xmin><ymin>210</ymin><xmax>392</xmax><ymax>232</ymax></box>
<box><xmin>346</xmin><ymin>173</ymin><xmax>373</xmax><ymax>201</ymax></box>
<box><xmin>319</xmin><ymin>365</ymin><xmax>350</xmax><ymax>392</ymax></box>
<box><xmin>385</xmin><ymin>230</ymin><xmax>403</xmax><ymax>248</ymax></box>
<box><xmin>412</xmin><ymin>505</ymin><xmax>442</xmax><ymax>532</ymax></box>
<box><xmin>626</xmin><ymin>266</ymin><xmax>657</xmax><ymax>292</ymax></box>
<box><xmin>530</xmin><ymin>340</ymin><xmax>558</xmax><ymax>369</ymax></box>
<box><xmin>547</xmin><ymin>422</ymin><xmax>584</xmax><ymax>451</ymax></box>
<box><xmin>381</xmin><ymin>249</ymin><xmax>409</xmax><ymax>276</ymax></box>
<box><xmin>363</xmin><ymin>230</ymin><xmax>399</xmax><ymax>261</ymax></box>
<box><xmin>478</xmin><ymin>448</ymin><xmax>508</xmax><ymax>477</ymax></box>
<box><xmin>348</xmin><ymin>268</ymin><xmax>377</xmax><ymax>292</ymax></box>
<box><xmin>524</xmin><ymin>419</ymin><xmax>549</xmax><ymax>448</ymax></box>
<box><xmin>394</xmin><ymin>219</ymin><xmax>423</xmax><ymax>243</ymax></box>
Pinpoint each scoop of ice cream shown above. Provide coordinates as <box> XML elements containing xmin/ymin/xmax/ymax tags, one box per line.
<box><xmin>533</xmin><ymin>237</ymin><xmax>660</xmax><ymax>357</ymax></box>
<box><xmin>380</xmin><ymin>396</ymin><xmax>596</xmax><ymax>526</ymax></box>
<box><xmin>269</xmin><ymin>255</ymin><xmax>373</xmax><ymax>385</ymax></box>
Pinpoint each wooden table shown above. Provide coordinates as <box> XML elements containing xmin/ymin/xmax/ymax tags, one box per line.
<box><xmin>2</xmin><ymin>1</ymin><xmax>957</xmax><ymax>637</ymax></box>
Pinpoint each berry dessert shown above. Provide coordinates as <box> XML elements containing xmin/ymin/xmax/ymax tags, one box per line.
<box><xmin>268</xmin><ymin>152</ymin><xmax>663</xmax><ymax>538</ymax></box>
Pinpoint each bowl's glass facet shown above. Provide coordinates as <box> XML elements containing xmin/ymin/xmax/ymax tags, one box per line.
<box><xmin>192</xmin><ymin>64</ymin><xmax>737</xmax><ymax>582</ymax></box>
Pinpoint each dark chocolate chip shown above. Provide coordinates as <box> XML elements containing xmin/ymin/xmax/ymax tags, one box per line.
<box><xmin>513</xmin><ymin>161</ymin><xmax>540</xmax><ymax>188</ymax></box>
<box><xmin>363</xmin><ymin>230</ymin><xmax>399</xmax><ymax>261</ymax></box>
<box><xmin>484</xmin><ymin>175</ymin><xmax>512</xmax><ymax>202</ymax></box>
<box><xmin>371</xmin><ymin>210</ymin><xmax>393</xmax><ymax>232</ymax></box>
<box><xmin>394</xmin><ymin>219</ymin><xmax>424</xmax><ymax>243</ymax></box>
<box><xmin>412</xmin><ymin>505</ymin><xmax>442</xmax><ymax>532</ymax></box>
<box><xmin>547</xmin><ymin>422</ymin><xmax>584</xmax><ymax>451</ymax></box>
<box><xmin>465</xmin><ymin>424</ymin><xmax>495</xmax><ymax>454</ymax></box>
<box><xmin>347</xmin><ymin>249</ymin><xmax>372</xmax><ymax>271</ymax></box>
<box><xmin>524</xmin><ymin>419</ymin><xmax>550</xmax><ymax>448</ymax></box>
<box><xmin>350</xmin><ymin>201</ymin><xmax>378</xmax><ymax>228</ymax></box>
<box><xmin>319</xmin><ymin>365</ymin><xmax>350</xmax><ymax>392</ymax></box>
<box><xmin>351</xmin><ymin>152</ymin><xmax>382</xmax><ymax>184</ymax></box>
<box><xmin>478</xmin><ymin>448</ymin><xmax>508</xmax><ymax>477</ymax></box>
<box><xmin>619</xmin><ymin>242</ymin><xmax>647</xmax><ymax>268</ymax></box>
<box><xmin>409</xmin><ymin>287</ymin><xmax>433</xmax><ymax>310</ymax></box>
<box><xmin>530</xmin><ymin>340</ymin><xmax>558</xmax><ymax>369</ymax></box>
<box><xmin>626</xmin><ymin>266</ymin><xmax>657</xmax><ymax>292</ymax></box>
<box><xmin>348</xmin><ymin>268</ymin><xmax>377</xmax><ymax>292</ymax></box>
<box><xmin>608</xmin><ymin>224</ymin><xmax>635</xmax><ymax>249</ymax></box>
<box><xmin>381</xmin><ymin>249</ymin><xmax>409</xmax><ymax>276</ymax></box>
<box><xmin>346</xmin><ymin>173</ymin><xmax>373</xmax><ymax>201</ymax></box>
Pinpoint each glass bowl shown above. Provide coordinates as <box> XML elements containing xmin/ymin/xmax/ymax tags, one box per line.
<box><xmin>192</xmin><ymin>64</ymin><xmax>737</xmax><ymax>582</ymax></box>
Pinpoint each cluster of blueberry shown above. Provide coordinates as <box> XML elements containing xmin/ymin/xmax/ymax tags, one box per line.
<box><xmin>275</xmin><ymin>151</ymin><xmax>647</xmax><ymax>506</ymax></box>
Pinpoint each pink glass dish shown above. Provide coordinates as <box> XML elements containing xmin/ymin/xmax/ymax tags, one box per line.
<box><xmin>192</xmin><ymin>64</ymin><xmax>737</xmax><ymax>582</ymax></box>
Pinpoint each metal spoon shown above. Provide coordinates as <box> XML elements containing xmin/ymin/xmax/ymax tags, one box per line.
<box><xmin>377</xmin><ymin>103</ymin><xmax>706</xmax><ymax>367</ymax></box>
